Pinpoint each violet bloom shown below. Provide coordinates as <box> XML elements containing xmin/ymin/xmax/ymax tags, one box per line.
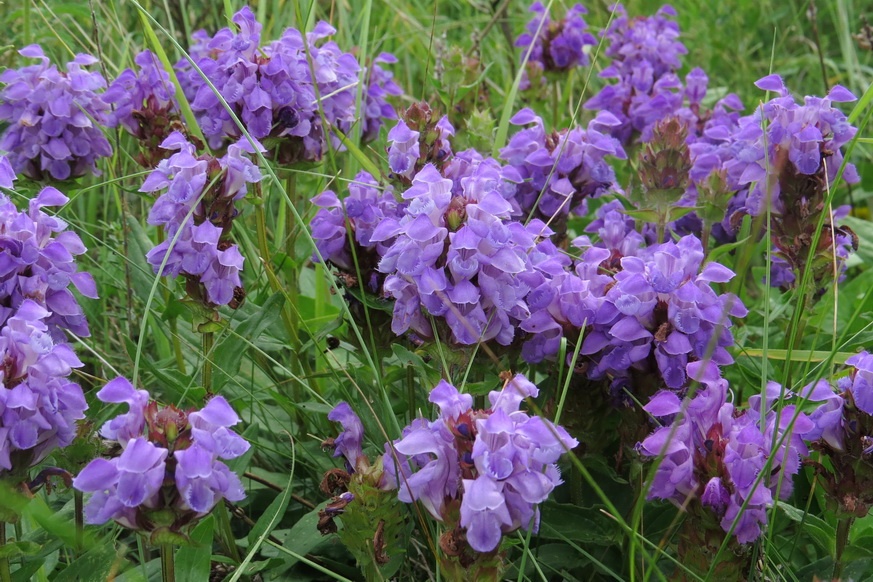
<box><xmin>387</xmin><ymin>114</ymin><xmax>455</xmax><ymax>182</ymax></box>
<box><xmin>577</xmin><ymin>233</ymin><xmax>747</xmax><ymax>389</ymax></box>
<box><xmin>515</xmin><ymin>2</ymin><xmax>597</xmax><ymax>89</ymax></box>
<box><xmin>177</xmin><ymin>7</ymin><xmax>400</xmax><ymax>163</ymax></box>
<box><xmin>74</xmin><ymin>380</ymin><xmax>249</xmax><ymax>530</ymax></box>
<box><xmin>375</xmin><ymin>161</ymin><xmax>564</xmax><ymax>347</ymax></box>
<box><xmin>340</xmin><ymin>52</ymin><xmax>402</xmax><ymax>144</ymax></box>
<box><xmin>0</xmin><ymin>157</ymin><xmax>14</xmax><ymax>188</ymax></box>
<box><xmin>310</xmin><ymin>171</ymin><xmax>403</xmax><ymax>290</ymax></box>
<box><xmin>383</xmin><ymin>375</ymin><xmax>577</xmax><ymax>553</ymax></box>
<box><xmin>638</xmin><ymin>362</ymin><xmax>814</xmax><ymax>543</ymax></box>
<box><xmin>500</xmin><ymin>108</ymin><xmax>626</xmax><ymax>228</ymax></box>
<box><xmin>583</xmin><ymin>5</ymin><xmax>687</xmax><ymax>144</ymax></box>
<box><xmin>0</xmin><ymin>186</ymin><xmax>98</xmax><ymax>338</ymax></box>
<box><xmin>105</xmin><ymin>50</ymin><xmax>177</xmax><ymax>138</ymax></box>
<box><xmin>141</xmin><ymin>132</ymin><xmax>261</xmax><ymax>306</ymax></box>
<box><xmin>328</xmin><ymin>402</ymin><xmax>365</xmax><ymax>473</ymax></box>
<box><xmin>0</xmin><ymin>45</ymin><xmax>112</xmax><ymax>180</ymax></box>
<box><xmin>0</xmin><ymin>299</ymin><xmax>87</xmax><ymax>476</ymax></box>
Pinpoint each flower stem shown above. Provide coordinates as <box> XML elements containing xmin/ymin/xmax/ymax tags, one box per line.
<box><xmin>202</xmin><ymin>330</ymin><xmax>214</xmax><ymax>395</ymax></box>
<box><xmin>833</xmin><ymin>516</ymin><xmax>854</xmax><ymax>582</ymax></box>
<box><xmin>160</xmin><ymin>544</ymin><xmax>176</xmax><ymax>582</ymax></box>
<box><xmin>74</xmin><ymin>490</ymin><xmax>84</xmax><ymax>553</ymax></box>
<box><xmin>0</xmin><ymin>522</ymin><xmax>12</xmax><ymax>582</ymax></box>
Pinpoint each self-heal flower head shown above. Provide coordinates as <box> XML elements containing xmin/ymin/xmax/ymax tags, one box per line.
<box><xmin>515</xmin><ymin>2</ymin><xmax>597</xmax><ymax>89</ymax></box>
<box><xmin>387</xmin><ymin>104</ymin><xmax>455</xmax><ymax>182</ymax></box>
<box><xmin>0</xmin><ymin>299</ymin><xmax>87</xmax><ymax>476</ymax></box>
<box><xmin>0</xmin><ymin>45</ymin><xmax>112</xmax><ymax>180</ymax></box>
<box><xmin>722</xmin><ymin>77</ymin><xmax>858</xmax><ymax>293</ymax></box>
<box><xmin>376</xmin><ymin>161</ymin><xmax>564</xmax><ymax>348</ymax></box>
<box><xmin>500</xmin><ymin>108</ymin><xmax>626</xmax><ymax>234</ymax></box>
<box><xmin>310</xmin><ymin>171</ymin><xmax>403</xmax><ymax>292</ymax></box>
<box><xmin>578</xmin><ymin>234</ymin><xmax>746</xmax><ymax>389</ymax></box>
<box><xmin>142</xmin><ymin>132</ymin><xmax>261</xmax><ymax>306</ymax></box>
<box><xmin>0</xmin><ymin>186</ymin><xmax>98</xmax><ymax>338</ymax></box>
<box><xmin>74</xmin><ymin>380</ymin><xmax>248</xmax><ymax>533</ymax></box>
<box><xmin>341</xmin><ymin>53</ymin><xmax>402</xmax><ymax>144</ymax></box>
<box><xmin>639</xmin><ymin>362</ymin><xmax>815</xmax><ymax>544</ymax></box>
<box><xmin>178</xmin><ymin>8</ymin><xmax>400</xmax><ymax>163</ymax></box>
<box><xmin>105</xmin><ymin>50</ymin><xmax>177</xmax><ymax>138</ymax></box>
<box><xmin>583</xmin><ymin>5</ymin><xmax>687</xmax><ymax>144</ymax></box>
<box><xmin>383</xmin><ymin>375</ymin><xmax>577</xmax><ymax>553</ymax></box>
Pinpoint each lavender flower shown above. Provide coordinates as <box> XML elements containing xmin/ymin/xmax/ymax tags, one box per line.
<box><xmin>584</xmin><ymin>5</ymin><xmax>687</xmax><ymax>144</ymax></box>
<box><xmin>0</xmin><ymin>186</ymin><xmax>98</xmax><ymax>338</ymax></box>
<box><xmin>328</xmin><ymin>402</ymin><xmax>365</xmax><ymax>473</ymax></box>
<box><xmin>722</xmin><ymin>76</ymin><xmax>859</xmax><ymax>293</ymax></box>
<box><xmin>375</xmin><ymin>162</ymin><xmax>564</xmax><ymax>347</ymax></box>
<box><xmin>0</xmin><ymin>45</ymin><xmax>112</xmax><ymax>180</ymax></box>
<box><xmin>387</xmin><ymin>104</ymin><xmax>455</xmax><ymax>183</ymax></box>
<box><xmin>500</xmin><ymin>108</ymin><xmax>626</xmax><ymax>238</ymax></box>
<box><xmin>576</xmin><ymin>232</ymin><xmax>747</xmax><ymax>389</ymax></box>
<box><xmin>515</xmin><ymin>2</ymin><xmax>597</xmax><ymax>89</ymax></box>
<box><xmin>638</xmin><ymin>362</ymin><xmax>814</xmax><ymax>543</ymax></box>
<box><xmin>178</xmin><ymin>7</ymin><xmax>399</xmax><ymax>163</ymax></box>
<box><xmin>141</xmin><ymin>131</ymin><xmax>261</xmax><ymax>307</ymax></box>
<box><xmin>73</xmin><ymin>379</ymin><xmax>248</xmax><ymax>531</ymax></box>
<box><xmin>383</xmin><ymin>375</ymin><xmax>577</xmax><ymax>553</ymax></box>
<box><xmin>310</xmin><ymin>171</ymin><xmax>402</xmax><ymax>291</ymax></box>
<box><xmin>0</xmin><ymin>299</ymin><xmax>87</xmax><ymax>476</ymax></box>
<box><xmin>342</xmin><ymin>53</ymin><xmax>402</xmax><ymax>144</ymax></box>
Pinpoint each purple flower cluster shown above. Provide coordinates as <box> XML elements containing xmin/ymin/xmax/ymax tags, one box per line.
<box><xmin>724</xmin><ymin>75</ymin><xmax>859</xmax><ymax>217</ymax></box>
<box><xmin>0</xmin><ymin>178</ymin><xmax>98</xmax><ymax>338</ymax></box>
<box><xmin>73</xmin><ymin>378</ymin><xmax>248</xmax><ymax>529</ymax></box>
<box><xmin>584</xmin><ymin>5</ymin><xmax>687</xmax><ymax>144</ymax></box>
<box><xmin>310</xmin><ymin>171</ymin><xmax>402</xmax><ymax>291</ymax></box>
<box><xmin>500</xmin><ymin>108</ymin><xmax>626</xmax><ymax>225</ymax></box>
<box><xmin>0</xmin><ymin>299</ymin><xmax>87</xmax><ymax>476</ymax></box>
<box><xmin>0</xmin><ymin>45</ymin><xmax>112</xmax><ymax>180</ymax></box>
<box><xmin>375</xmin><ymin>163</ymin><xmax>562</xmax><ymax>346</ymax></box>
<box><xmin>575</xmin><ymin>227</ymin><xmax>746</xmax><ymax>389</ymax></box>
<box><xmin>104</xmin><ymin>50</ymin><xmax>177</xmax><ymax>139</ymax></box>
<box><xmin>141</xmin><ymin>132</ymin><xmax>261</xmax><ymax>306</ymax></box>
<box><xmin>177</xmin><ymin>7</ymin><xmax>399</xmax><ymax>162</ymax></box>
<box><xmin>515</xmin><ymin>2</ymin><xmax>597</xmax><ymax>89</ymax></box>
<box><xmin>387</xmin><ymin>109</ymin><xmax>455</xmax><ymax>182</ymax></box>
<box><xmin>638</xmin><ymin>362</ymin><xmax>814</xmax><ymax>543</ymax></box>
<box><xmin>380</xmin><ymin>375</ymin><xmax>577</xmax><ymax>552</ymax></box>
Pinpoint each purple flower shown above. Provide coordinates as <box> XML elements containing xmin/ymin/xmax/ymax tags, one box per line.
<box><xmin>310</xmin><ymin>171</ymin><xmax>403</xmax><ymax>290</ymax></box>
<box><xmin>105</xmin><ymin>50</ymin><xmax>177</xmax><ymax>138</ymax></box>
<box><xmin>384</xmin><ymin>375</ymin><xmax>577</xmax><ymax>552</ymax></box>
<box><xmin>500</xmin><ymin>108</ymin><xmax>626</xmax><ymax>227</ymax></box>
<box><xmin>0</xmin><ymin>186</ymin><xmax>98</xmax><ymax>338</ymax></box>
<box><xmin>639</xmin><ymin>362</ymin><xmax>814</xmax><ymax>543</ymax></box>
<box><xmin>0</xmin><ymin>299</ymin><xmax>87</xmax><ymax>475</ymax></box>
<box><xmin>515</xmin><ymin>3</ymin><xmax>597</xmax><ymax>89</ymax></box>
<box><xmin>577</xmin><ymin>233</ymin><xmax>747</xmax><ymax>389</ymax></box>
<box><xmin>141</xmin><ymin>132</ymin><xmax>261</xmax><ymax>306</ymax></box>
<box><xmin>74</xmin><ymin>382</ymin><xmax>249</xmax><ymax>531</ymax></box>
<box><xmin>177</xmin><ymin>8</ymin><xmax>400</xmax><ymax>162</ymax></box>
<box><xmin>583</xmin><ymin>5</ymin><xmax>687</xmax><ymax>144</ymax></box>
<box><xmin>0</xmin><ymin>45</ymin><xmax>112</xmax><ymax>180</ymax></box>
<box><xmin>328</xmin><ymin>402</ymin><xmax>365</xmax><ymax>473</ymax></box>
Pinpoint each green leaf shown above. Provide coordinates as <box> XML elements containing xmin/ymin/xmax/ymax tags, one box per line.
<box><xmin>537</xmin><ymin>502</ymin><xmax>618</xmax><ymax>545</ymax></box>
<box><xmin>213</xmin><ymin>291</ymin><xmax>286</xmax><ymax>391</ymax></box>
<box><xmin>777</xmin><ymin>501</ymin><xmax>834</xmax><ymax>553</ymax></box>
<box><xmin>52</xmin><ymin>544</ymin><xmax>118</xmax><ymax>582</ymax></box>
<box><xmin>175</xmin><ymin>515</ymin><xmax>215</xmax><ymax>582</ymax></box>
<box><xmin>0</xmin><ymin>541</ymin><xmax>40</xmax><ymax>559</ymax></box>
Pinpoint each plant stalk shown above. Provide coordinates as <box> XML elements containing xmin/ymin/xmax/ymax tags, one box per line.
<box><xmin>202</xmin><ymin>331</ymin><xmax>214</xmax><ymax>395</ymax></box>
<box><xmin>74</xmin><ymin>490</ymin><xmax>84</xmax><ymax>553</ymax></box>
<box><xmin>160</xmin><ymin>543</ymin><xmax>176</xmax><ymax>582</ymax></box>
<box><xmin>833</xmin><ymin>516</ymin><xmax>854</xmax><ymax>582</ymax></box>
<box><xmin>0</xmin><ymin>522</ymin><xmax>11</xmax><ymax>582</ymax></box>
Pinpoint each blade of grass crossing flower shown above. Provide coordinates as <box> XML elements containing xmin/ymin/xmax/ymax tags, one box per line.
<box><xmin>136</xmin><ymin>9</ymin><xmax>208</xmax><ymax>149</ymax></box>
